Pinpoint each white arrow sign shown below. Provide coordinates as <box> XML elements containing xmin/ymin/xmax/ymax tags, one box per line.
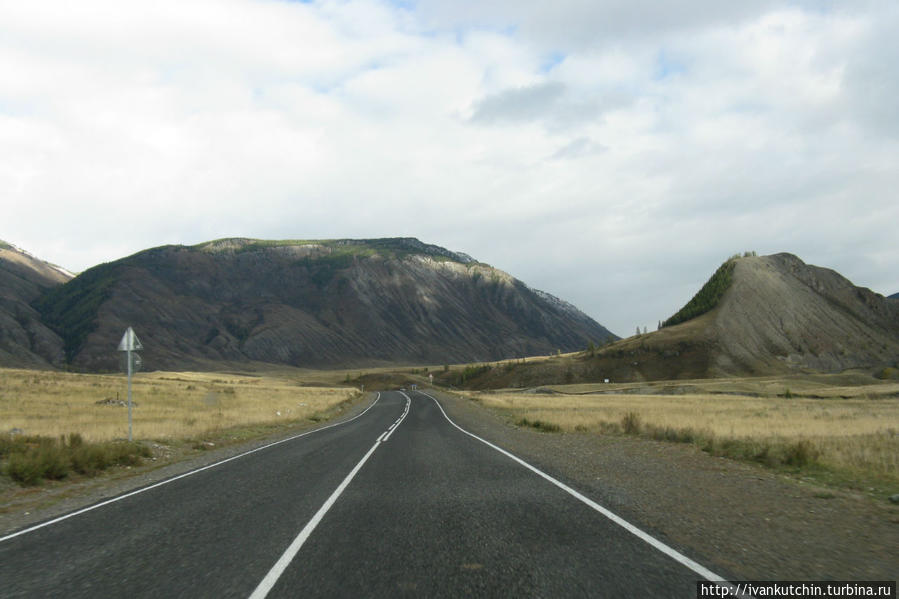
<box><xmin>117</xmin><ymin>327</ymin><xmax>143</xmax><ymax>352</ymax></box>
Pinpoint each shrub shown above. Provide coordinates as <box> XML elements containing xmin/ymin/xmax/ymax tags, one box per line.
<box><xmin>6</xmin><ymin>453</ymin><xmax>43</xmax><ymax>485</ymax></box>
<box><xmin>647</xmin><ymin>425</ymin><xmax>704</xmax><ymax>444</ymax></box>
<box><xmin>5</xmin><ymin>445</ymin><xmax>70</xmax><ymax>484</ymax></box>
<box><xmin>37</xmin><ymin>445</ymin><xmax>70</xmax><ymax>480</ymax></box>
<box><xmin>517</xmin><ymin>418</ymin><xmax>561</xmax><ymax>433</ymax></box>
<box><xmin>0</xmin><ymin>434</ymin><xmax>26</xmax><ymax>459</ymax></box>
<box><xmin>783</xmin><ymin>440</ymin><xmax>819</xmax><ymax>467</ymax></box>
<box><xmin>2</xmin><ymin>435</ymin><xmax>149</xmax><ymax>486</ymax></box>
<box><xmin>70</xmin><ymin>445</ymin><xmax>109</xmax><ymax>475</ymax></box>
<box><xmin>621</xmin><ymin>411</ymin><xmax>642</xmax><ymax>435</ymax></box>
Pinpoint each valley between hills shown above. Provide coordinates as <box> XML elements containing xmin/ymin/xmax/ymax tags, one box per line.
<box><xmin>1</xmin><ymin>237</ymin><xmax>897</xmax><ymax>586</ymax></box>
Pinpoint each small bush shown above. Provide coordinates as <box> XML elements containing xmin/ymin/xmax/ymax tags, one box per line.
<box><xmin>783</xmin><ymin>388</ymin><xmax>793</xmax><ymax>399</ymax></box>
<box><xmin>6</xmin><ymin>453</ymin><xmax>44</xmax><ymax>485</ymax></box>
<box><xmin>621</xmin><ymin>412</ymin><xmax>642</xmax><ymax>435</ymax></box>
<box><xmin>783</xmin><ymin>440</ymin><xmax>819</xmax><ymax>467</ymax></box>
<box><xmin>517</xmin><ymin>418</ymin><xmax>561</xmax><ymax>433</ymax></box>
<box><xmin>2</xmin><ymin>435</ymin><xmax>149</xmax><ymax>486</ymax></box>
<box><xmin>37</xmin><ymin>446</ymin><xmax>71</xmax><ymax>480</ymax></box>
<box><xmin>647</xmin><ymin>425</ymin><xmax>703</xmax><ymax>444</ymax></box>
<box><xmin>5</xmin><ymin>445</ymin><xmax>70</xmax><ymax>484</ymax></box>
<box><xmin>0</xmin><ymin>435</ymin><xmax>26</xmax><ymax>459</ymax></box>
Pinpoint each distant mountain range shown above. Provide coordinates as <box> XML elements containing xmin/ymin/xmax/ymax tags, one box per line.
<box><xmin>454</xmin><ymin>253</ymin><xmax>899</xmax><ymax>387</ymax></box>
<box><xmin>890</xmin><ymin>292</ymin><xmax>899</xmax><ymax>299</ymax></box>
<box><xmin>3</xmin><ymin>241</ymin><xmax>895</xmax><ymax>379</ymax></box>
<box><xmin>0</xmin><ymin>238</ymin><xmax>616</xmax><ymax>371</ymax></box>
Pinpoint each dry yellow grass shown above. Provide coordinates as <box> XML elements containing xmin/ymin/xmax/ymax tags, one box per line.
<box><xmin>0</xmin><ymin>368</ymin><xmax>358</xmax><ymax>442</ymax></box>
<box><xmin>472</xmin><ymin>388</ymin><xmax>899</xmax><ymax>482</ymax></box>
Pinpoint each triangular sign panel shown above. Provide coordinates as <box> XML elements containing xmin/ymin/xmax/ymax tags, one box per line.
<box><xmin>117</xmin><ymin>327</ymin><xmax>143</xmax><ymax>351</ymax></box>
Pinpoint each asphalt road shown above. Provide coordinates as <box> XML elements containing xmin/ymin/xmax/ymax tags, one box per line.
<box><xmin>0</xmin><ymin>390</ymin><xmax>727</xmax><ymax>598</ymax></box>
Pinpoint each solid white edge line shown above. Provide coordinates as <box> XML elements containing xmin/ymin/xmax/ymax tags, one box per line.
<box><xmin>248</xmin><ymin>438</ymin><xmax>382</xmax><ymax>599</ymax></box>
<box><xmin>418</xmin><ymin>390</ymin><xmax>746</xmax><ymax>596</ymax></box>
<box><xmin>249</xmin><ymin>391</ymin><xmax>412</xmax><ymax>599</ymax></box>
<box><xmin>0</xmin><ymin>392</ymin><xmax>384</xmax><ymax>544</ymax></box>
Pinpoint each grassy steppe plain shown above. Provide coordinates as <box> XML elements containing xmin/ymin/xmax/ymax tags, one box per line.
<box><xmin>3</xmin><ymin>367</ymin><xmax>897</xmax><ymax>499</ymax></box>
<box><xmin>470</xmin><ymin>377</ymin><xmax>899</xmax><ymax>498</ymax></box>
<box><xmin>0</xmin><ymin>368</ymin><xmax>357</xmax><ymax>441</ymax></box>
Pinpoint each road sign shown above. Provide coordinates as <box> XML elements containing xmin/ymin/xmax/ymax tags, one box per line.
<box><xmin>118</xmin><ymin>327</ymin><xmax>143</xmax><ymax>352</ymax></box>
<box><xmin>117</xmin><ymin>327</ymin><xmax>142</xmax><ymax>441</ymax></box>
<box><xmin>120</xmin><ymin>352</ymin><xmax>142</xmax><ymax>373</ymax></box>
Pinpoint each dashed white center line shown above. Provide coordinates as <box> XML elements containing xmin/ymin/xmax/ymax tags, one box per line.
<box><xmin>0</xmin><ymin>392</ymin><xmax>385</xmax><ymax>545</ymax></box>
<box><xmin>248</xmin><ymin>392</ymin><xmax>411</xmax><ymax>599</ymax></box>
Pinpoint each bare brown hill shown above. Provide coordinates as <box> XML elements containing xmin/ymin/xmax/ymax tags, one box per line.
<box><xmin>32</xmin><ymin>238</ymin><xmax>616</xmax><ymax>371</ymax></box>
<box><xmin>0</xmin><ymin>241</ymin><xmax>71</xmax><ymax>367</ymax></box>
<box><xmin>452</xmin><ymin>253</ymin><xmax>899</xmax><ymax>388</ymax></box>
<box><xmin>710</xmin><ymin>253</ymin><xmax>898</xmax><ymax>374</ymax></box>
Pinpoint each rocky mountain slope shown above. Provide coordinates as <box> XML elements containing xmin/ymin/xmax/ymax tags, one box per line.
<box><xmin>608</xmin><ymin>252</ymin><xmax>899</xmax><ymax>379</ymax></box>
<box><xmin>708</xmin><ymin>253</ymin><xmax>898</xmax><ymax>374</ymax></box>
<box><xmin>33</xmin><ymin>238</ymin><xmax>616</xmax><ymax>371</ymax></box>
<box><xmin>454</xmin><ymin>253</ymin><xmax>899</xmax><ymax>387</ymax></box>
<box><xmin>0</xmin><ymin>241</ymin><xmax>71</xmax><ymax>367</ymax></box>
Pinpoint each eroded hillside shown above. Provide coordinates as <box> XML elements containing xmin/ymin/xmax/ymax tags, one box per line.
<box><xmin>34</xmin><ymin>238</ymin><xmax>616</xmax><ymax>371</ymax></box>
<box><xmin>453</xmin><ymin>253</ymin><xmax>899</xmax><ymax>388</ymax></box>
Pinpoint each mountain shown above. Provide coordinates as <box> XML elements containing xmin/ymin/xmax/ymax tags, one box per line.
<box><xmin>612</xmin><ymin>252</ymin><xmax>899</xmax><ymax>378</ymax></box>
<box><xmin>0</xmin><ymin>241</ymin><xmax>72</xmax><ymax>367</ymax></box>
<box><xmin>451</xmin><ymin>253</ymin><xmax>899</xmax><ymax>387</ymax></box>
<box><xmin>32</xmin><ymin>238</ymin><xmax>616</xmax><ymax>371</ymax></box>
<box><xmin>890</xmin><ymin>292</ymin><xmax>899</xmax><ymax>299</ymax></box>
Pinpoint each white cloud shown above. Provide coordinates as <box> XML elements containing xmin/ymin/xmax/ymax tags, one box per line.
<box><xmin>1</xmin><ymin>0</ymin><xmax>898</xmax><ymax>337</ymax></box>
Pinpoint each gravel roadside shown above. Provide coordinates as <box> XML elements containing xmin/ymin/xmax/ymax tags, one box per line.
<box><xmin>430</xmin><ymin>389</ymin><xmax>898</xmax><ymax>582</ymax></box>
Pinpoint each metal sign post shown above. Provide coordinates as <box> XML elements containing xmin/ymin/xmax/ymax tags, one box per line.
<box><xmin>117</xmin><ymin>327</ymin><xmax>143</xmax><ymax>441</ymax></box>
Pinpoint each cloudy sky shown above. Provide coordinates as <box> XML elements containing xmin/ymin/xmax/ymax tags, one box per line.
<box><xmin>2</xmin><ymin>0</ymin><xmax>897</xmax><ymax>337</ymax></box>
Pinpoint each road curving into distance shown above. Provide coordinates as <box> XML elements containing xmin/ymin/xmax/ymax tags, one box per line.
<box><xmin>1</xmin><ymin>390</ymin><xmax>735</xmax><ymax>598</ymax></box>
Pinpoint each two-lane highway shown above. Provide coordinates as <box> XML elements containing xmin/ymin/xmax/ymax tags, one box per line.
<box><xmin>1</xmin><ymin>390</ymin><xmax>731</xmax><ymax>597</ymax></box>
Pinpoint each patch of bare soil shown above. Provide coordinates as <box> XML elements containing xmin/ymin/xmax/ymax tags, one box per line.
<box><xmin>433</xmin><ymin>391</ymin><xmax>898</xmax><ymax>581</ymax></box>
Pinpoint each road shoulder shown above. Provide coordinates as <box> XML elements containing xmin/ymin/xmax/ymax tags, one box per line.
<box><xmin>430</xmin><ymin>389</ymin><xmax>899</xmax><ymax>581</ymax></box>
